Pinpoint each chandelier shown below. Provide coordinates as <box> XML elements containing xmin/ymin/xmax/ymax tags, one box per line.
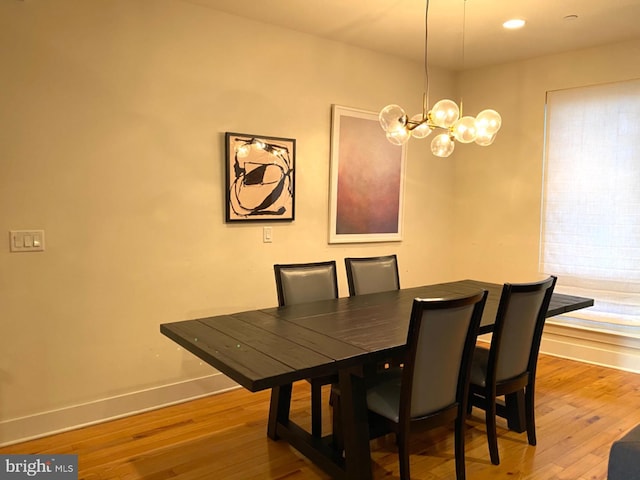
<box><xmin>378</xmin><ymin>0</ymin><xmax>502</xmax><ymax>157</ymax></box>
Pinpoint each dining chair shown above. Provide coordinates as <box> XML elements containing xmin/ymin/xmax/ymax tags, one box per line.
<box><xmin>274</xmin><ymin>261</ymin><xmax>339</xmax><ymax>307</ymax></box>
<box><xmin>344</xmin><ymin>254</ymin><xmax>400</xmax><ymax>296</ymax></box>
<box><xmin>332</xmin><ymin>290</ymin><xmax>488</xmax><ymax>480</ymax></box>
<box><xmin>468</xmin><ymin>275</ymin><xmax>557</xmax><ymax>465</ymax></box>
<box><xmin>273</xmin><ymin>260</ymin><xmax>339</xmax><ymax>438</ymax></box>
<box><xmin>345</xmin><ymin>254</ymin><xmax>401</xmax><ymax>370</ymax></box>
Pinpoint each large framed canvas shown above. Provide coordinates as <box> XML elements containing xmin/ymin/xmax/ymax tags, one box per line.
<box><xmin>329</xmin><ymin>105</ymin><xmax>406</xmax><ymax>243</ymax></box>
<box><xmin>225</xmin><ymin>132</ymin><xmax>295</xmax><ymax>222</ymax></box>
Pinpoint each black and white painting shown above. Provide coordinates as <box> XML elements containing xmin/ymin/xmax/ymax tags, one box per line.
<box><xmin>225</xmin><ymin>132</ymin><xmax>295</xmax><ymax>222</ymax></box>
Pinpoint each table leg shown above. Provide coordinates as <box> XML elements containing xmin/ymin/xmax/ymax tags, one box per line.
<box><xmin>268</xmin><ymin>383</ymin><xmax>292</xmax><ymax>440</ymax></box>
<box><xmin>338</xmin><ymin>367</ymin><xmax>373</xmax><ymax>480</ymax></box>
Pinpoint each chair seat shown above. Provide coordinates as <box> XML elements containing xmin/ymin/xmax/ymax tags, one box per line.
<box><xmin>366</xmin><ymin>371</ymin><xmax>403</xmax><ymax>423</ymax></box>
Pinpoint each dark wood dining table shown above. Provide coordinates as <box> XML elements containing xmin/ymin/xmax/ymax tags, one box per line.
<box><xmin>160</xmin><ymin>279</ymin><xmax>593</xmax><ymax>479</ymax></box>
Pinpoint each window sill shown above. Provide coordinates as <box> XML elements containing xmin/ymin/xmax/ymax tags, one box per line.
<box><xmin>546</xmin><ymin>315</ymin><xmax>640</xmax><ymax>340</ymax></box>
<box><xmin>542</xmin><ymin>315</ymin><xmax>640</xmax><ymax>373</ymax></box>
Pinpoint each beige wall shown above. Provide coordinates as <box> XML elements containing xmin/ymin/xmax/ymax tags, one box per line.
<box><xmin>2</xmin><ymin>0</ymin><xmax>639</xmax><ymax>441</ymax></box>
<box><xmin>0</xmin><ymin>0</ymin><xmax>457</xmax><ymax>430</ymax></box>
<box><xmin>452</xmin><ymin>39</ymin><xmax>640</xmax><ymax>284</ymax></box>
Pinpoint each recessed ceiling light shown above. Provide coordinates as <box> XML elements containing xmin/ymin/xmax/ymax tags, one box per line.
<box><xmin>503</xmin><ymin>18</ymin><xmax>526</xmax><ymax>30</ymax></box>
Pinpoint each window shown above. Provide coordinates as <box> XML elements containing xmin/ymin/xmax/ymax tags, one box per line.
<box><xmin>541</xmin><ymin>79</ymin><xmax>640</xmax><ymax>330</ymax></box>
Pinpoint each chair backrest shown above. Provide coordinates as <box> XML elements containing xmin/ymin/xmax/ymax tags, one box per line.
<box><xmin>273</xmin><ymin>261</ymin><xmax>339</xmax><ymax>306</ymax></box>
<box><xmin>344</xmin><ymin>254</ymin><xmax>400</xmax><ymax>296</ymax></box>
<box><xmin>489</xmin><ymin>276</ymin><xmax>557</xmax><ymax>384</ymax></box>
<box><xmin>400</xmin><ymin>290</ymin><xmax>488</xmax><ymax>420</ymax></box>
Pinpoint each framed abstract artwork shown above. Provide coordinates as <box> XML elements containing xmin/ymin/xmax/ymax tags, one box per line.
<box><xmin>225</xmin><ymin>132</ymin><xmax>295</xmax><ymax>222</ymax></box>
<box><xmin>328</xmin><ymin>105</ymin><xmax>406</xmax><ymax>243</ymax></box>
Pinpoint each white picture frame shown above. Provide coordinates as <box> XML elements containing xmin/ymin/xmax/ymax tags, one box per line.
<box><xmin>328</xmin><ymin>105</ymin><xmax>406</xmax><ymax>244</ymax></box>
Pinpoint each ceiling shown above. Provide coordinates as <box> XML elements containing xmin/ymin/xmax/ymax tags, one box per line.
<box><xmin>191</xmin><ymin>0</ymin><xmax>640</xmax><ymax>70</ymax></box>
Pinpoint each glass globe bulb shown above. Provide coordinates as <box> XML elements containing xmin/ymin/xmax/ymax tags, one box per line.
<box><xmin>475</xmin><ymin>131</ymin><xmax>496</xmax><ymax>146</ymax></box>
<box><xmin>409</xmin><ymin>113</ymin><xmax>432</xmax><ymax>139</ymax></box>
<box><xmin>431</xmin><ymin>133</ymin><xmax>455</xmax><ymax>157</ymax></box>
<box><xmin>386</xmin><ymin>127</ymin><xmax>411</xmax><ymax>146</ymax></box>
<box><xmin>430</xmin><ymin>99</ymin><xmax>460</xmax><ymax>128</ymax></box>
<box><xmin>452</xmin><ymin>116</ymin><xmax>478</xmax><ymax>143</ymax></box>
<box><xmin>475</xmin><ymin>109</ymin><xmax>502</xmax><ymax>135</ymax></box>
<box><xmin>379</xmin><ymin>104</ymin><xmax>407</xmax><ymax>133</ymax></box>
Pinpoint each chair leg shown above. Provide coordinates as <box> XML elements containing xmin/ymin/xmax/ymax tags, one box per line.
<box><xmin>485</xmin><ymin>391</ymin><xmax>500</xmax><ymax>465</ymax></box>
<box><xmin>504</xmin><ymin>390</ymin><xmax>527</xmax><ymax>432</ymax></box>
<box><xmin>454</xmin><ymin>414</ymin><xmax>467</xmax><ymax>480</ymax></box>
<box><xmin>311</xmin><ymin>382</ymin><xmax>322</xmax><ymax>437</ymax></box>
<box><xmin>330</xmin><ymin>390</ymin><xmax>344</xmax><ymax>453</ymax></box>
<box><xmin>525</xmin><ymin>385</ymin><xmax>537</xmax><ymax>446</ymax></box>
<box><xmin>397</xmin><ymin>429</ymin><xmax>411</xmax><ymax>480</ymax></box>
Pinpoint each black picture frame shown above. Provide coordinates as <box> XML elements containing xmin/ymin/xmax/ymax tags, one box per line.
<box><xmin>225</xmin><ymin>132</ymin><xmax>296</xmax><ymax>222</ymax></box>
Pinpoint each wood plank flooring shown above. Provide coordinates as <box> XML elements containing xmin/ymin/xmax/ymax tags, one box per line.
<box><xmin>2</xmin><ymin>354</ymin><xmax>639</xmax><ymax>479</ymax></box>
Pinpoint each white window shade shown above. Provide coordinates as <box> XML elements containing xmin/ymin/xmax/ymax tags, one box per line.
<box><xmin>542</xmin><ymin>79</ymin><xmax>640</xmax><ymax>327</ymax></box>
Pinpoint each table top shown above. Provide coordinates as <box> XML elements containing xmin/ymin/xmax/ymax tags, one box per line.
<box><xmin>160</xmin><ymin>279</ymin><xmax>593</xmax><ymax>393</ymax></box>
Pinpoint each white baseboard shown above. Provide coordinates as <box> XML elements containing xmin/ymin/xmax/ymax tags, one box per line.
<box><xmin>4</xmin><ymin>323</ymin><xmax>637</xmax><ymax>447</ymax></box>
<box><xmin>0</xmin><ymin>374</ymin><xmax>239</xmax><ymax>447</ymax></box>
<box><xmin>541</xmin><ymin>321</ymin><xmax>640</xmax><ymax>373</ymax></box>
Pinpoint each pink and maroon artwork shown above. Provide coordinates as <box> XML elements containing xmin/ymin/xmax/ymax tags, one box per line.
<box><xmin>329</xmin><ymin>105</ymin><xmax>406</xmax><ymax>243</ymax></box>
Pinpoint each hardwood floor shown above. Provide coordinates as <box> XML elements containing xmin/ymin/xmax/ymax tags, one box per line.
<box><xmin>2</xmin><ymin>354</ymin><xmax>639</xmax><ymax>479</ymax></box>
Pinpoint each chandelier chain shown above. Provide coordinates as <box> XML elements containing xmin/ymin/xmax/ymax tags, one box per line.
<box><xmin>424</xmin><ymin>0</ymin><xmax>430</xmax><ymax>114</ymax></box>
<box><xmin>377</xmin><ymin>0</ymin><xmax>502</xmax><ymax>157</ymax></box>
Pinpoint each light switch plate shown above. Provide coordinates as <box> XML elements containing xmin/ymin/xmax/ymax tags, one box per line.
<box><xmin>263</xmin><ymin>226</ymin><xmax>272</xmax><ymax>243</ymax></box>
<box><xmin>10</xmin><ymin>230</ymin><xmax>45</xmax><ymax>252</ymax></box>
